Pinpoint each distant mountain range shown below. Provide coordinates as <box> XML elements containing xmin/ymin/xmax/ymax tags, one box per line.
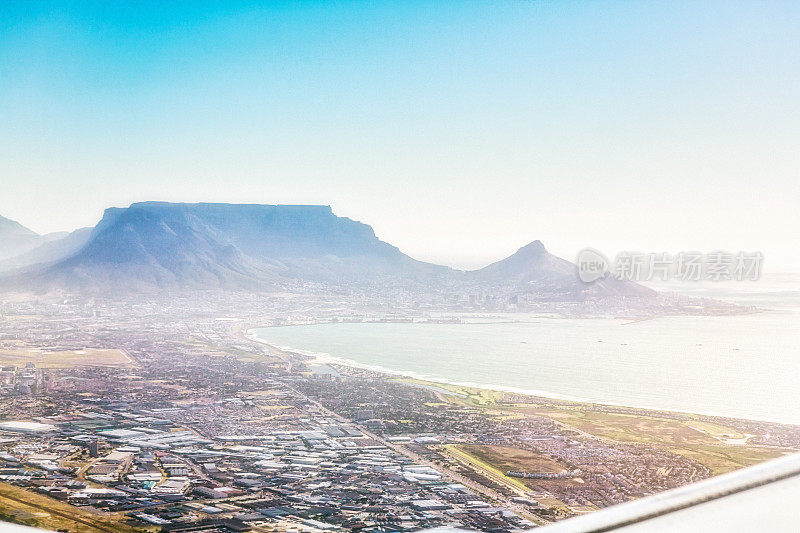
<box><xmin>0</xmin><ymin>202</ymin><xmax>654</xmax><ymax>300</ymax></box>
<box><xmin>0</xmin><ymin>215</ymin><xmax>75</xmax><ymax>263</ymax></box>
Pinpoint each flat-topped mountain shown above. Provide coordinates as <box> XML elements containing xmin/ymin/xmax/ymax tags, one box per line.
<box><xmin>1</xmin><ymin>202</ymin><xmax>653</xmax><ymax>301</ymax></box>
<box><xmin>12</xmin><ymin>202</ymin><xmax>449</xmax><ymax>292</ymax></box>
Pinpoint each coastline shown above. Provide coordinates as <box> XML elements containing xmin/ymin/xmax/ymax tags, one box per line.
<box><xmin>243</xmin><ymin>325</ymin><xmax>798</xmax><ymax>427</ymax></box>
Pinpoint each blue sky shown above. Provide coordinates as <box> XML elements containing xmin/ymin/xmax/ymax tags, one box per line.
<box><xmin>1</xmin><ymin>1</ymin><xmax>799</xmax><ymax>269</ymax></box>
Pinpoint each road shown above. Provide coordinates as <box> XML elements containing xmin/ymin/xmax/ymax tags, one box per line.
<box><xmin>284</xmin><ymin>381</ymin><xmax>546</xmax><ymax>526</ymax></box>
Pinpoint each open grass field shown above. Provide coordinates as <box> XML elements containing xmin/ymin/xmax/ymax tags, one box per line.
<box><xmin>445</xmin><ymin>444</ymin><xmax>579</xmax><ymax>513</ymax></box>
<box><xmin>401</xmin><ymin>378</ymin><xmax>794</xmax><ymax>476</ymax></box>
<box><xmin>0</xmin><ymin>482</ymin><xmax>151</xmax><ymax>533</ymax></box>
<box><xmin>666</xmin><ymin>445</ymin><xmax>788</xmax><ymax>476</ymax></box>
<box><xmin>530</xmin><ymin>408</ymin><xmax>728</xmax><ymax>446</ymax></box>
<box><xmin>0</xmin><ymin>347</ymin><xmax>132</xmax><ymax>368</ymax></box>
<box><xmin>683</xmin><ymin>420</ymin><xmax>749</xmax><ymax>443</ymax></box>
<box><xmin>445</xmin><ymin>444</ymin><xmax>532</xmax><ymax>495</ymax></box>
<box><xmin>523</xmin><ymin>407</ymin><xmax>791</xmax><ymax>474</ymax></box>
<box><xmin>460</xmin><ymin>444</ymin><xmax>571</xmax><ymax>476</ymax></box>
<box><xmin>183</xmin><ymin>336</ymin><xmax>279</xmax><ymax>364</ymax></box>
<box><xmin>396</xmin><ymin>378</ymin><xmax>505</xmax><ymax>407</ymax></box>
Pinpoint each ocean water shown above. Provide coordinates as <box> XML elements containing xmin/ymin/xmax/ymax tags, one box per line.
<box><xmin>253</xmin><ymin>277</ymin><xmax>800</xmax><ymax>424</ymax></box>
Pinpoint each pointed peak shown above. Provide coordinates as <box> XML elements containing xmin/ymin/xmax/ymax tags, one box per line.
<box><xmin>516</xmin><ymin>240</ymin><xmax>547</xmax><ymax>256</ymax></box>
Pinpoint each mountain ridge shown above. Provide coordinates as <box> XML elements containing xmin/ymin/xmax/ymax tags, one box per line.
<box><xmin>0</xmin><ymin>215</ymin><xmax>60</xmax><ymax>262</ymax></box>
<box><xmin>0</xmin><ymin>202</ymin><xmax>653</xmax><ymax>300</ymax></box>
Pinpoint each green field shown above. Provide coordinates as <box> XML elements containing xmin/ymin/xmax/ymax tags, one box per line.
<box><xmin>402</xmin><ymin>377</ymin><xmax>794</xmax><ymax>475</ymax></box>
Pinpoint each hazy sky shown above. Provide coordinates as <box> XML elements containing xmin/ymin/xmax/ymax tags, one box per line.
<box><xmin>1</xmin><ymin>1</ymin><xmax>799</xmax><ymax>270</ymax></box>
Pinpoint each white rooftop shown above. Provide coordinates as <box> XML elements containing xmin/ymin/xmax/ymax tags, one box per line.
<box><xmin>0</xmin><ymin>421</ymin><xmax>57</xmax><ymax>433</ymax></box>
